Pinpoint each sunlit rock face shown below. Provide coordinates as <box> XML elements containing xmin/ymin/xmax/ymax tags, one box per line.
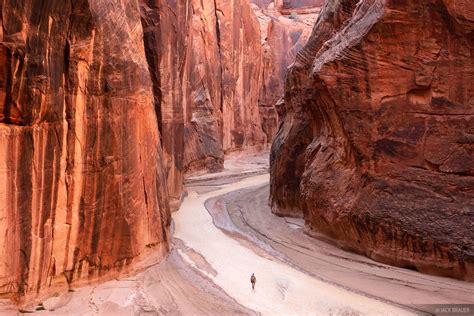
<box><xmin>270</xmin><ymin>0</ymin><xmax>474</xmax><ymax>280</ymax></box>
<box><xmin>0</xmin><ymin>0</ymin><xmax>170</xmax><ymax>300</ymax></box>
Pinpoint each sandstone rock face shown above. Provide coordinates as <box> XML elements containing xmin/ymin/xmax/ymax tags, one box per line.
<box><xmin>270</xmin><ymin>0</ymin><xmax>474</xmax><ymax>280</ymax></box>
<box><xmin>0</xmin><ymin>0</ymin><xmax>170</xmax><ymax>300</ymax></box>
<box><xmin>140</xmin><ymin>0</ymin><xmax>322</xmax><ymax>181</ymax></box>
<box><xmin>181</xmin><ymin>0</ymin><xmax>225</xmax><ymax>174</ymax></box>
<box><xmin>252</xmin><ymin>1</ymin><xmax>320</xmax><ymax>141</ymax></box>
<box><xmin>184</xmin><ymin>0</ymin><xmax>268</xmax><ymax>175</ymax></box>
<box><xmin>140</xmin><ymin>0</ymin><xmax>191</xmax><ymax>209</ymax></box>
<box><xmin>141</xmin><ymin>0</ymin><xmax>269</xmax><ymax>177</ymax></box>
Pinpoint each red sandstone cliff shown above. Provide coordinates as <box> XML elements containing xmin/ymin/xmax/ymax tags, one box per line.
<box><xmin>140</xmin><ymin>0</ymin><xmax>191</xmax><ymax>209</ymax></box>
<box><xmin>183</xmin><ymin>0</ymin><xmax>268</xmax><ymax>175</ymax></box>
<box><xmin>140</xmin><ymin>0</ymin><xmax>323</xmax><ymax>185</ymax></box>
<box><xmin>141</xmin><ymin>0</ymin><xmax>269</xmax><ymax>179</ymax></box>
<box><xmin>270</xmin><ymin>0</ymin><xmax>474</xmax><ymax>280</ymax></box>
<box><xmin>252</xmin><ymin>0</ymin><xmax>321</xmax><ymax>140</ymax></box>
<box><xmin>0</xmin><ymin>0</ymin><xmax>170</xmax><ymax>300</ymax></box>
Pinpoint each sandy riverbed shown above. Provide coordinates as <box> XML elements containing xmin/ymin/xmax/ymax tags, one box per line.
<box><xmin>2</xmin><ymin>152</ymin><xmax>472</xmax><ymax>315</ymax></box>
<box><xmin>205</xmin><ymin>184</ymin><xmax>474</xmax><ymax>314</ymax></box>
<box><xmin>175</xmin><ymin>173</ymin><xmax>413</xmax><ymax>315</ymax></box>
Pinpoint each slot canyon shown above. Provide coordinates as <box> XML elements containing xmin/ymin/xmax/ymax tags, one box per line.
<box><xmin>0</xmin><ymin>0</ymin><xmax>473</xmax><ymax>315</ymax></box>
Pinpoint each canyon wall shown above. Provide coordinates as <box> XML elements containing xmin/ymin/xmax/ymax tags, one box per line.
<box><xmin>0</xmin><ymin>0</ymin><xmax>296</xmax><ymax>301</ymax></box>
<box><xmin>141</xmin><ymin>0</ymin><xmax>270</xmax><ymax>180</ymax></box>
<box><xmin>183</xmin><ymin>0</ymin><xmax>268</xmax><ymax>175</ymax></box>
<box><xmin>252</xmin><ymin>0</ymin><xmax>321</xmax><ymax>141</ymax></box>
<box><xmin>140</xmin><ymin>0</ymin><xmax>191</xmax><ymax>209</ymax></box>
<box><xmin>0</xmin><ymin>0</ymin><xmax>170</xmax><ymax>300</ymax></box>
<box><xmin>140</xmin><ymin>0</ymin><xmax>324</xmax><ymax>186</ymax></box>
<box><xmin>270</xmin><ymin>0</ymin><xmax>474</xmax><ymax>280</ymax></box>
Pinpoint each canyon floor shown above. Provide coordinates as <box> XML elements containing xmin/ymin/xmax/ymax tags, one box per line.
<box><xmin>1</xmin><ymin>153</ymin><xmax>473</xmax><ymax>315</ymax></box>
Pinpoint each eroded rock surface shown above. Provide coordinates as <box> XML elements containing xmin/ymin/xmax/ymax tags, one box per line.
<box><xmin>0</xmin><ymin>0</ymin><xmax>170</xmax><ymax>300</ymax></box>
<box><xmin>140</xmin><ymin>0</ymin><xmax>191</xmax><ymax>209</ymax></box>
<box><xmin>270</xmin><ymin>0</ymin><xmax>474</xmax><ymax>280</ymax></box>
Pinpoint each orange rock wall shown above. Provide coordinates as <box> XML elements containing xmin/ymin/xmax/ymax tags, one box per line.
<box><xmin>142</xmin><ymin>0</ymin><xmax>270</xmax><ymax>178</ymax></box>
<box><xmin>0</xmin><ymin>0</ymin><xmax>289</xmax><ymax>301</ymax></box>
<box><xmin>0</xmin><ymin>0</ymin><xmax>323</xmax><ymax>301</ymax></box>
<box><xmin>0</xmin><ymin>0</ymin><xmax>170</xmax><ymax>300</ymax></box>
<box><xmin>184</xmin><ymin>0</ymin><xmax>268</xmax><ymax>175</ymax></box>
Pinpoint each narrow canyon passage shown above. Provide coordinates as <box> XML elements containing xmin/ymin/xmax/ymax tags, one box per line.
<box><xmin>1</xmin><ymin>0</ymin><xmax>473</xmax><ymax>314</ymax></box>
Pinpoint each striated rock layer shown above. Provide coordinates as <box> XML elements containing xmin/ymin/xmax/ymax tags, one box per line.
<box><xmin>140</xmin><ymin>0</ymin><xmax>323</xmax><ymax>184</ymax></box>
<box><xmin>270</xmin><ymin>0</ymin><xmax>474</xmax><ymax>280</ymax></box>
<box><xmin>0</xmin><ymin>0</ymin><xmax>170</xmax><ymax>300</ymax></box>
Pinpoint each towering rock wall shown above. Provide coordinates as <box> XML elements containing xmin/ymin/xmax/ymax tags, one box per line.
<box><xmin>141</xmin><ymin>0</ymin><xmax>268</xmax><ymax>178</ymax></box>
<box><xmin>140</xmin><ymin>0</ymin><xmax>191</xmax><ymax>209</ymax></box>
<box><xmin>0</xmin><ymin>0</ymin><xmax>170</xmax><ymax>300</ymax></box>
<box><xmin>182</xmin><ymin>0</ymin><xmax>226</xmax><ymax>174</ymax></box>
<box><xmin>0</xmin><ymin>0</ymin><xmax>288</xmax><ymax>301</ymax></box>
<box><xmin>252</xmin><ymin>0</ymin><xmax>321</xmax><ymax>141</ymax></box>
<box><xmin>183</xmin><ymin>0</ymin><xmax>268</xmax><ymax>175</ymax></box>
<box><xmin>270</xmin><ymin>0</ymin><xmax>474</xmax><ymax>280</ymax></box>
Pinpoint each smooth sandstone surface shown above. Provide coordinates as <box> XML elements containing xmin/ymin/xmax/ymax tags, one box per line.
<box><xmin>270</xmin><ymin>0</ymin><xmax>474</xmax><ymax>280</ymax></box>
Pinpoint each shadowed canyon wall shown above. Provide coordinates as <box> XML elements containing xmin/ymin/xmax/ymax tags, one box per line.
<box><xmin>0</xmin><ymin>0</ymin><xmax>170</xmax><ymax>300</ymax></box>
<box><xmin>270</xmin><ymin>0</ymin><xmax>474</xmax><ymax>280</ymax></box>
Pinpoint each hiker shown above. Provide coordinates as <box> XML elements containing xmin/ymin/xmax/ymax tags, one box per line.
<box><xmin>250</xmin><ymin>273</ymin><xmax>256</xmax><ymax>290</ymax></box>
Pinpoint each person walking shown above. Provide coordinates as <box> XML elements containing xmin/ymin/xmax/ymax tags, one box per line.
<box><xmin>250</xmin><ymin>273</ymin><xmax>256</xmax><ymax>290</ymax></box>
